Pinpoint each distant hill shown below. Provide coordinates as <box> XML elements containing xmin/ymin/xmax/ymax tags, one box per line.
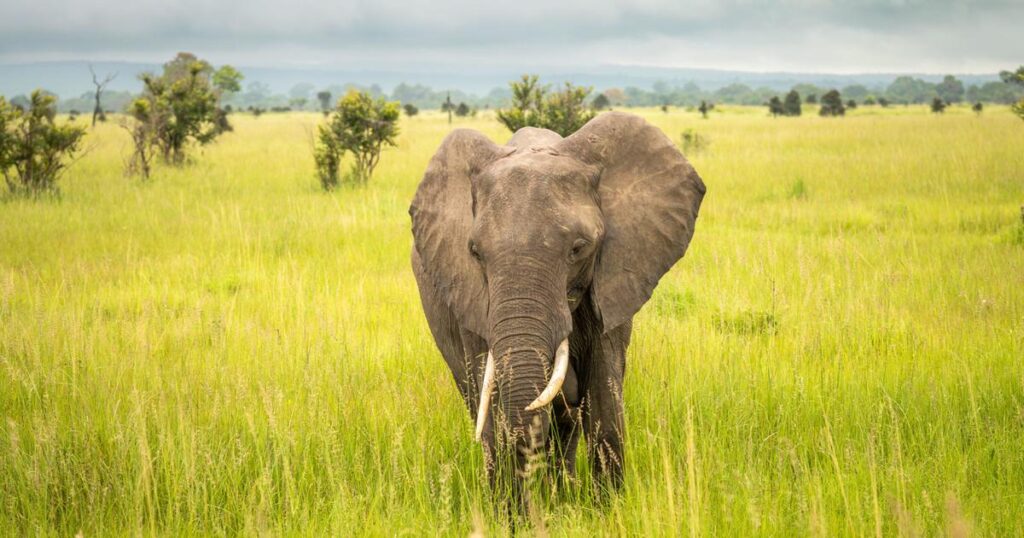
<box><xmin>0</xmin><ymin>60</ymin><xmax>1003</xmax><ymax>103</ymax></box>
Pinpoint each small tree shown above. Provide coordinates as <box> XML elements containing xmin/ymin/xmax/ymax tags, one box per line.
<box><xmin>591</xmin><ymin>93</ymin><xmax>610</xmax><ymax>111</ymax></box>
<box><xmin>660</xmin><ymin>104</ymin><xmax>670</xmax><ymax>114</ymax></box>
<box><xmin>972</xmin><ymin>102</ymin><xmax>983</xmax><ymax>115</ymax></box>
<box><xmin>122</xmin><ymin>99</ymin><xmax>157</xmax><ymax>180</ymax></box>
<box><xmin>0</xmin><ymin>91</ymin><xmax>86</xmax><ymax>195</ymax></box>
<box><xmin>131</xmin><ymin>53</ymin><xmax>225</xmax><ymax>165</ymax></box>
<box><xmin>783</xmin><ymin>90</ymin><xmax>802</xmax><ymax>116</ymax></box>
<box><xmin>1002</xmin><ymin>66</ymin><xmax>1024</xmax><ymax>121</ymax></box>
<box><xmin>846</xmin><ymin>99</ymin><xmax>858</xmax><ymax>109</ymax></box>
<box><xmin>442</xmin><ymin>93</ymin><xmax>454</xmax><ymax>125</ymax></box>
<box><xmin>455</xmin><ymin>102</ymin><xmax>471</xmax><ymax>117</ymax></box>
<box><xmin>878</xmin><ymin>97</ymin><xmax>890</xmax><ymax>108</ymax></box>
<box><xmin>936</xmin><ymin>75</ymin><xmax>965</xmax><ymax>104</ymax></box>
<box><xmin>698</xmin><ymin>100</ymin><xmax>711</xmax><ymax>118</ymax></box>
<box><xmin>819</xmin><ymin>90</ymin><xmax>845</xmax><ymax>117</ymax></box>
<box><xmin>497</xmin><ymin>76</ymin><xmax>595</xmax><ymax>136</ymax></box>
<box><xmin>317</xmin><ymin>91</ymin><xmax>332</xmax><ymax>116</ymax></box>
<box><xmin>314</xmin><ymin>89</ymin><xmax>400</xmax><ymax>189</ymax></box>
<box><xmin>403</xmin><ymin>103</ymin><xmax>419</xmax><ymax>117</ymax></box>
<box><xmin>88</xmin><ymin>65</ymin><xmax>116</xmax><ymax>127</ymax></box>
<box><xmin>541</xmin><ymin>82</ymin><xmax>595</xmax><ymax>136</ymax></box>
<box><xmin>767</xmin><ymin>96</ymin><xmax>784</xmax><ymax>117</ymax></box>
<box><xmin>496</xmin><ymin>75</ymin><xmax>545</xmax><ymax>133</ymax></box>
<box><xmin>930</xmin><ymin>97</ymin><xmax>947</xmax><ymax>114</ymax></box>
<box><xmin>212</xmin><ymin>65</ymin><xmax>244</xmax><ymax>97</ymax></box>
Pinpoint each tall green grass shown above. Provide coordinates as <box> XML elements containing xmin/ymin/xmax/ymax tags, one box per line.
<box><xmin>1</xmin><ymin>105</ymin><xmax>1022</xmax><ymax>535</ymax></box>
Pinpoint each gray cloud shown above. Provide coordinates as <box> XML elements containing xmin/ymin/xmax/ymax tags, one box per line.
<box><xmin>1</xmin><ymin>0</ymin><xmax>1021</xmax><ymax>72</ymax></box>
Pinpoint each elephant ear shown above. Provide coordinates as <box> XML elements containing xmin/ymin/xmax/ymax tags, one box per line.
<box><xmin>409</xmin><ymin>129</ymin><xmax>512</xmax><ymax>337</ymax></box>
<box><xmin>557</xmin><ymin>112</ymin><xmax>706</xmax><ymax>333</ymax></box>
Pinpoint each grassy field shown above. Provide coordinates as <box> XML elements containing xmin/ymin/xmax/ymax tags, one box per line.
<box><xmin>1</xmin><ymin>104</ymin><xmax>1023</xmax><ymax>536</ymax></box>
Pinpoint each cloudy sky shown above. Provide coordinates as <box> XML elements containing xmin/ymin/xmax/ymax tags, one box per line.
<box><xmin>1</xmin><ymin>0</ymin><xmax>1021</xmax><ymax>73</ymax></box>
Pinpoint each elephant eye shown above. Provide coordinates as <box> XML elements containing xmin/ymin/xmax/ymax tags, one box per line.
<box><xmin>569</xmin><ymin>239</ymin><xmax>589</xmax><ymax>259</ymax></box>
<box><xmin>468</xmin><ymin>240</ymin><xmax>483</xmax><ymax>262</ymax></box>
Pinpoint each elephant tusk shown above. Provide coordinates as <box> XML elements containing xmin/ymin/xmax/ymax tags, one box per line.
<box><xmin>525</xmin><ymin>338</ymin><xmax>569</xmax><ymax>411</ymax></box>
<box><xmin>474</xmin><ymin>351</ymin><xmax>496</xmax><ymax>442</ymax></box>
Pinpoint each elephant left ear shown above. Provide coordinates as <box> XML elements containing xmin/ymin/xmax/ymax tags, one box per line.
<box><xmin>556</xmin><ymin>112</ymin><xmax>706</xmax><ymax>333</ymax></box>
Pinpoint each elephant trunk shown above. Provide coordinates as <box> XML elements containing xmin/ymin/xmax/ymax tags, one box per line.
<box><xmin>478</xmin><ymin>255</ymin><xmax>572</xmax><ymax>490</ymax></box>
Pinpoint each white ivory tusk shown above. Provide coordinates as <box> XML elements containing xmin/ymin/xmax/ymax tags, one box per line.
<box><xmin>474</xmin><ymin>351</ymin><xmax>496</xmax><ymax>441</ymax></box>
<box><xmin>525</xmin><ymin>338</ymin><xmax>569</xmax><ymax>411</ymax></box>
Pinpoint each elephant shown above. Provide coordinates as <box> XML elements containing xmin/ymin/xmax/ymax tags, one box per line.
<box><xmin>409</xmin><ymin>112</ymin><xmax>705</xmax><ymax>506</ymax></box>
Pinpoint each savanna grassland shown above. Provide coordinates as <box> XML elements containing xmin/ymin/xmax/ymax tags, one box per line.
<box><xmin>1</xmin><ymin>104</ymin><xmax>1023</xmax><ymax>536</ymax></box>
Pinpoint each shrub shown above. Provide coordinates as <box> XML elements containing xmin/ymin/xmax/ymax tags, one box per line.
<box><xmin>129</xmin><ymin>53</ymin><xmax>231</xmax><ymax>166</ymax></box>
<box><xmin>591</xmin><ymin>93</ymin><xmax>610</xmax><ymax>111</ymax></box>
<box><xmin>783</xmin><ymin>91</ymin><xmax>802</xmax><ymax>116</ymax></box>
<box><xmin>314</xmin><ymin>89</ymin><xmax>400</xmax><ymax>189</ymax></box>
<box><xmin>403</xmin><ymin>103</ymin><xmax>419</xmax><ymax>117</ymax></box>
<box><xmin>1001</xmin><ymin>67</ymin><xmax>1024</xmax><ymax>121</ymax></box>
<box><xmin>930</xmin><ymin>97</ymin><xmax>947</xmax><ymax>114</ymax></box>
<box><xmin>0</xmin><ymin>91</ymin><xmax>86</xmax><ymax>196</ymax></box>
<box><xmin>767</xmin><ymin>96</ymin><xmax>784</xmax><ymax>117</ymax></box>
<box><xmin>317</xmin><ymin>91</ymin><xmax>332</xmax><ymax>116</ymax></box>
<box><xmin>680</xmin><ymin>128</ymin><xmax>709</xmax><ymax>155</ymax></box>
<box><xmin>0</xmin><ymin>90</ymin><xmax>85</xmax><ymax>194</ymax></box>
<box><xmin>496</xmin><ymin>75</ymin><xmax>595</xmax><ymax>136</ymax></box>
<box><xmin>122</xmin><ymin>99</ymin><xmax>157</xmax><ymax>180</ymax></box>
<box><xmin>698</xmin><ymin>100</ymin><xmax>713</xmax><ymax>118</ymax></box>
<box><xmin>455</xmin><ymin>102</ymin><xmax>470</xmax><ymax>117</ymax></box>
<box><xmin>819</xmin><ymin>90</ymin><xmax>846</xmax><ymax>117</ymax></box>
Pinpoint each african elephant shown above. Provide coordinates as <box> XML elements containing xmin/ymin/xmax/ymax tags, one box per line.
<box><xmin>409</xmin><ymin>112</ymin><xmax>705</xmax><ymax>504</ymax></box>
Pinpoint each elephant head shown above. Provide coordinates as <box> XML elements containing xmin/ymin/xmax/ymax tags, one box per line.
<box><xmin>409</xmin><ymin>112</ymin><xmax>705</xmax><ymax>480</ymax></box>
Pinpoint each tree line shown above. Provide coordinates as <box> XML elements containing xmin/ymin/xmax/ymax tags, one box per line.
<box><xmin>3</xmin><ymin>57</ymin><xmax>1023</xmax><ymax>198</ymax></box>
<box><xmin>11</xmin><ymin>71</ymin><xmax>1024</xmax><ymax>117</ymax></box>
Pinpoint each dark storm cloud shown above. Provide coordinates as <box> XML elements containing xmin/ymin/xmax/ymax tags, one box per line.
<box><xmin>1</xmin><ymin>0</ymin><xmax>1021</xmax><ymax>72</ymax></box>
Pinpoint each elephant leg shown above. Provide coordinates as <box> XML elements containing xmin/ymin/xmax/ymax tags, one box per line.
<box><xmin>581</xmin><ymin>320</ymin><xmax>631</xmax><ymax>491</ymax></box>
<box><xmin>549</xmin><ymin>402</ymin><xmax>581</xmax><ymax>482</ymax></box>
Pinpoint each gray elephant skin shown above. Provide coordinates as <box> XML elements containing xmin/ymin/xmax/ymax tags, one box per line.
<box><xmin>409</xmin><ymin>112</ymin><xmax>706</xmax><ymax>505</ymax></box>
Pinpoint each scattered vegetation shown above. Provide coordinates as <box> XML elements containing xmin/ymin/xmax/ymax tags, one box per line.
<box><xmin>783</xmin><ymin>90</ymin><xmax>802</xmax><ymax>116</ymax></box>
<box><xmin>819</xmin><ymin>89</ymin><xmax>846</xmax><ymax>116</ymax></box>
<box><xmin>496</xmin><ymin>75</ymin><xmax>596</xmax><ymax>136</ymax></box>
<box><xmin>317</xmin><ymin>90</ymin><xmax>332</xmax><ymax>116</ymax></box>
<box><xmin>123</xmin><ymin>53</ymin><xmax>237</xmax><ymax>171</ymax></box>
<box><xmin>314</xmin><ymin>89</ymin><xmax>400</xmax><ymax>190</ymax></box>
<box><xmin>0</xmin><ymin>90</ymin><xmax>85</xmax><ymax>195</ymax></box>
<box><xmin>679</xmin><ymin>128</ymin><xmax>709</xmax><ymax>154</ymax></box>
<box><xmin>88</xmin><ymin>65</ymin><xmax>116</xmax><ymax>127</ymax></box>
<box><xmin>1003</xmin><ymin>66</ymin><xmax>1024</xmax><ymax>120</ymax></box>
<box><xmin>698</xmin><ymin>100</ymin><xmax>713</xmax><ymax>118</ymax></box>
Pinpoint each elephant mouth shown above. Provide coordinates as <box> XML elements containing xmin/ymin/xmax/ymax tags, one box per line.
<box><xmin>474</xmin><ymin>338</ymin><xmax>570</xmax><ymax>441</ymax></box>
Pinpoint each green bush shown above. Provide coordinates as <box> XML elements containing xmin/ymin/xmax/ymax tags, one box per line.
<box><xmin>0</xmin><ymin>90</ymin><xmax>86</xmax><ymax>196</ymax></box>
<box><xmin>496</xmin><ymin>75</ymin><xmax>596</xmax><ymax>136</ymax></box>
<box><xmin>314</xmin><ymin>89</ymin><xmax>400</xmax><ymax>190</ymax></box>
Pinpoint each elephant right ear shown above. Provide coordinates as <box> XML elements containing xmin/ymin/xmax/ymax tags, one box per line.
<box><xmin>409</xmin><ymin>129</ymin><xmax>512</xmax><ymax>338</ymax></box>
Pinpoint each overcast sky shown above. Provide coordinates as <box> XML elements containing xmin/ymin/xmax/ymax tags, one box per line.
<box><xmin>1</xmin><ymin>0</ymin><xmax>1021</xmax><ymax>74</ymax></box>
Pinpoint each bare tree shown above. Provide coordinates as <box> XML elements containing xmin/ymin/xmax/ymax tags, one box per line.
<box><xmin>89</xmin><ymin>65</ymin><xmax>117</xmax><ymax>127</ymax></box>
